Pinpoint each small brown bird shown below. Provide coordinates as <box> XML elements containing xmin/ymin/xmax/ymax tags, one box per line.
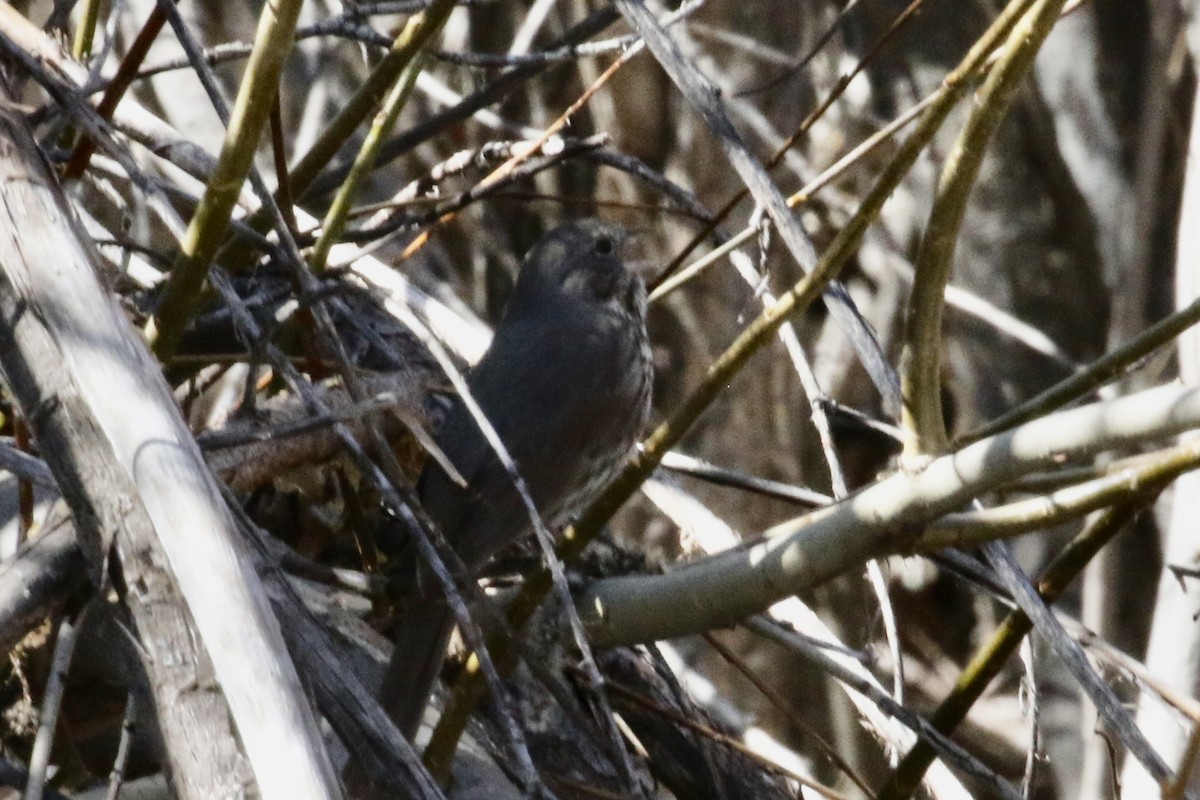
<box><xmin>380</xmin><ymin>220</ymin><xmax>653</xmax><ymax>739</ymax></box>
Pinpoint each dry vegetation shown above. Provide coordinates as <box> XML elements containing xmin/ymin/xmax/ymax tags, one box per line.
<box><xmin>0</xmin><ymin>0</ymin><xmax>1194</xmax><ymax>799</ymax></box>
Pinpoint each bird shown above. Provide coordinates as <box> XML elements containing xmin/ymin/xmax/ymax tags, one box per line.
<box><xmin>379</xmin><ymin>220</ymin><xmax>653</xmax><ymax>741</ymax></box>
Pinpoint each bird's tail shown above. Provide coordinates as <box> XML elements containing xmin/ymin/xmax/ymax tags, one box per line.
<box><xmin>379</xmin><ymin>596</ymin><xmax>455</xmax><ymax>741</ymax></box>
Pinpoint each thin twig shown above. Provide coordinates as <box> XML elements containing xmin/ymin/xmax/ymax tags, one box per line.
<box><xmin>105</xmin><ymin>693</ymin><xmax>139</xmax><ymax>800</ymax></box>
<box><xmin>24</xmin><ymin>602</ymin><xmax>88</xmax><ymax>800</ymax></box>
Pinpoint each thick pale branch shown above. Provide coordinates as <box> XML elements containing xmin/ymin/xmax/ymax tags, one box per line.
<box><xmin>0</xmin><ymin>82</ymin><xmax>337</xmax><ymax>799</ymax></box>
<box><xmin>582</xmin><ymin>382</ymin><xmax>1200</xmax><ymax>646</ymax></box>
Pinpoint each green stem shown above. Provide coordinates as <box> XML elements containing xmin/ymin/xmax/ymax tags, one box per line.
<box><xmin>216</xmin><ymin>0</ymin><xmax>458</xmax><ymax>273</ymax></box>
<box><xmin>287</xmin><ymin>0</ymin><xmax>458</xmax><ymax>202</ymax></box>
<box><xmin>900</xmin><ymin>0</ymin><xmax>1069</xmax><ymax>456</ymax></box>
<box><xmin>71</xmin><ymin>0</ymin><xmax>101</xmax><ymax>60</ymax></box>
<box><xmin>308</xmin><ymin>20</ymin><xmax>434</xmax><ymax>273</ymax></box>
<box><xmin>958</xmin><ymin>290</ymin><xmax>1200</xmax><ymax>445</ymax></box>
<box><xmin>147</xmin><ymin>0</ymin><xmax>305</xmax><ymax>361</ymax></box>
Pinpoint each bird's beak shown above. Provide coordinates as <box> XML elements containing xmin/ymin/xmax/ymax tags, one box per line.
<box><xmin>619</xmin><ymin>226</ymin><xmax>658</xmax><ymax>282</ymax></box>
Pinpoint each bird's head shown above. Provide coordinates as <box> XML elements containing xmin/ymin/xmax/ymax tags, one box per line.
<box><xmin>505</xmin><ymin>220</ymin><xmax>645</xmax><ymax>320</ymax></box>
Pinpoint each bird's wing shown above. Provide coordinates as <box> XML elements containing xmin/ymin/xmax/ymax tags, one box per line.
<box><xmin>418</xmin><ymin>312</ymin><xmax>623</xmax><ymax>566</ymax></box>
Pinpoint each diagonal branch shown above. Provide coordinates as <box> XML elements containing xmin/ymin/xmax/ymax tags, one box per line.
<box><xmin>0</xmin><ymin>78</ymin><xmax>338</xmax><ymax>799</ymax></box>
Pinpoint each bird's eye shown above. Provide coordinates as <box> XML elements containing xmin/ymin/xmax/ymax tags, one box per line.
<box><xmin>594</xmin><ymin>236</ymin><xmax>615</xmax><ymax>256</ymax></box>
